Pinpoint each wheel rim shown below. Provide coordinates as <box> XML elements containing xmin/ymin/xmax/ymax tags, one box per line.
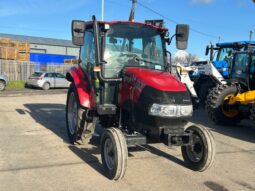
<box><xmin>186</xmin><ymin>132</ymin><xmax>204</xmax><ymax>163</ymax></box>
<box><xmin>44</xmin><ymin>83</ymin><xmax>49</xmax><ymax>89</ymax></box>
<box><xmin>221</xmin><ymin>94</ymin><xmax>239</xmax><ymax>118</ymax></box>
<box><xmin>67</xmin><ymin>92</ymin><xmax>77</xmax><ymax>135</ymax></box>
<box><xmin>104</xmin><ymin>138</ymin><xmax>115</xmax><ymax>170</ymax></box>
<box><xmin>0</xmin><ymin>82</ymin><xmax>4</xmax><ymax>91</ymax></box>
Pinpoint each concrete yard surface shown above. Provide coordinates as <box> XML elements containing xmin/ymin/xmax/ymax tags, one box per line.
<box><xmin>0</xmin><ymin>94</ymin><xmax>255</xmax><ymax>191</ymax></box>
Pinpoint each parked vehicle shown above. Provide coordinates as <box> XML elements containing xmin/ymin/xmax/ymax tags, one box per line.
<box><xmin>26</xmin><ymin>72</ymin><xmax>70</xmax><ymax>90</ymax></box>
<box><xmin>178</xmin><ymin>41</ymin><xmax>255</xmax><ymax>107</ymax></box>
<box><xmin>65</xmin><ymin>16</ymin><xmax>215</xmax><ymax>180</ymax></box>
<box><xmin>206</xmin><ymin>47</ymin><xmax>255</xmax><ymax>125</ymax></box>
<box><xmin>0</xmin><ymin>73</ymin><xmax>8</xmax><ymax>91</ymax></box>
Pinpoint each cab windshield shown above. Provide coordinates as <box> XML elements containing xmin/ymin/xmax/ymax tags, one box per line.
<box><xmin>103</xmin><ymin>23</ymin><xmax>165</xmax><ymax>78</ymax></box>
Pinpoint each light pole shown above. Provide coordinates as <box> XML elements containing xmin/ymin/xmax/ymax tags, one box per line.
<box><xmin>250</xmin><ymin>30</ymin><xmax>253</xmax><ymax>41</ymax></box>
<box><xmin>102</xmin><ymin>0</ymin><xmax>104</xmax><ymax>21</ymax></box>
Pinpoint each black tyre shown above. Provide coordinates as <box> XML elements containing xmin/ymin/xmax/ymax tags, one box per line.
<box><xmin>42</xmin><ymin>82</ymin><xmax>50</xmax><ymax>90</ymax></box>
<box><xmin>66</xmin><ymin>83</ymin><xmax>95</xmax><ymax>144</ymax></box>
<box><xmin>249</xmin><ymin>104</ymin><xmax>255</xmax><ymax>123</ymax></box>
<box><xmin>205</xmin><ymin>84</ymin><xmax>241</xmax><ymax>125</ymax></box>
<box><xmin>181</xmin><ymin>125</ymin><xmax>215</xmax><ymax>172</ymax></box>
<box><xmin>0</xmin><ymin>80</ymin><xmax>5</xmax><ymax>91</ymax></box>
<box><xmin>101</xmin><ymin>128</ymin><xmax>128</xmax><ymax>180</ymax></box>
<box><xmin>197</xmin><ymin>80</ymin><xmax>215</xmax><ymax>107</ymax></box>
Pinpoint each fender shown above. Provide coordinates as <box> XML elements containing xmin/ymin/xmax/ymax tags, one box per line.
<box><xmin>66</xmin><ymin>67</ymin><xmax>96</xmax><ymax>108</ymax></box>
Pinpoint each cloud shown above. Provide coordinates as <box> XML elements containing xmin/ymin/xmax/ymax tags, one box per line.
<box><xmin>192</xmin><ymin>0</ymin><xmax>213</xmax><ymax>4</ymax></box>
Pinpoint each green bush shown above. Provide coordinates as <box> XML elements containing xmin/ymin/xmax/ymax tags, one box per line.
<box><xmin>6</xmin><ymin>81</ymin><xmax>26</xmax><ymax>90</ymax></box>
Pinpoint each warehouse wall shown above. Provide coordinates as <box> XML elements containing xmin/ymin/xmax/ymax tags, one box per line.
<box><xmin>67</xmin><ymin>47</ymin><xmax>80</xmax><ymax>57</ymax></box>
<box><xmin>30</xmin><ymin>44</ymin><xmax>79</xmax><ymax>57</ymax></box>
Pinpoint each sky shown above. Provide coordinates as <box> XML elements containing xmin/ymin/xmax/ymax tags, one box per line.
<box><xmin>0</xmin><ymin>0</ymin><xmax>254</xmax><ymax>58</ymax></box>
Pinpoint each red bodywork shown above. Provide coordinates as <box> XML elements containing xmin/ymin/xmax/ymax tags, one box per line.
<box><xmin>118</xmin><ymin>67</ymin><xmax>187</xmax><ymax>106</ymax></box>
<box><xmin>66</xmin><ymin>67</ymin><xmax>96</xmax><ymax>108</ymax></box>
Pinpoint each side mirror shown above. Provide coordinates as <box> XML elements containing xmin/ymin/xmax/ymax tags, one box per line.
<box><xmin>72</xmin><ymin>20</ymin><xmax>86</xmax><ymax>46</ymax></box>
<box><xmin>176</xmin><ymin>24</ymin><xmax>189</xmax><ymax>50</ymax></box>
<box><xmin>205</xmin><ymin>45</ymin><xmax>209</xmax><ymax>56</ymax></box>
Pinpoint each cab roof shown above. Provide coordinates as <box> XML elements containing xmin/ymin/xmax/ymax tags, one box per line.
<box><xmin>216</xmin><ymin>41</ymin><xmax>255</xmax><ymax>48</ymax></box>
<box><xmin>85</xmin><ymin>20</ymin><xmax>168</xmax><ymax>31</ymax></box>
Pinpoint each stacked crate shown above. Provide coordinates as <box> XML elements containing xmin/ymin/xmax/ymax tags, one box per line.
<box><xmin>0</xmin><ymin>38</ymin><xmax>18</xmax><ymax>60</ymax></box>
<box><xmin>15</xmin><ymin>41</ymin><xmax>30</xmax><ymax>61</ymax></box>
<box><xmin>0</xmin><ymin>38</ymin><xmax>30</xmax><ymax>61</ymax></box>
<box><xmin>64</xmin><ymin>58</ymin><xmax>79</xmax><ymax>65</ymax></box>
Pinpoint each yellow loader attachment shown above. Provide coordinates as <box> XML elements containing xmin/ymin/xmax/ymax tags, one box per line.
<box><xmin>228</xmin><ymin>90</ymin><xmax>255</xmax><ymax>105</ymax></box>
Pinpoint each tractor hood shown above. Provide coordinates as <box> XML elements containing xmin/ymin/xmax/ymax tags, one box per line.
<box><xmin>122</xmin><ymin>67</ymin><xmax>187</xmax><ymax>92</ymax></box>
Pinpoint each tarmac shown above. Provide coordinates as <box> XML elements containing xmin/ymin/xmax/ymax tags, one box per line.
<box><xmin>0</xmin><ymin>91</ymin><xmax>254</xmax><ymax>191</ymax></box>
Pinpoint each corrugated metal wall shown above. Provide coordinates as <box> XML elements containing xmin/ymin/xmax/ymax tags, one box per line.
<box><xmin>30</xmin><ymin>44</ymin><xmax>79</xmax><ymax>57</ymax></box>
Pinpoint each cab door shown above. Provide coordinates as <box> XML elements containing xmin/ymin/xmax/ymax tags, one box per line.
<box><xmin>79</xmin><ymin>30</ymin><xmax>99</xmax><ymax>103</ymax></box>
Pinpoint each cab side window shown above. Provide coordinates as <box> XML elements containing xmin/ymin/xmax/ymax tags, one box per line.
<box><xmin>80</xmin><ymin>31</ymin><xmax>96</xmax><ymax>73</ymax></box>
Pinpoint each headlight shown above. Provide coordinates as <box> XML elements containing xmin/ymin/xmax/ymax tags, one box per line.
<box><xmin>149</xmin><ymin>103</ymin><xmax>193</xmax><ymax>117</ymax></box>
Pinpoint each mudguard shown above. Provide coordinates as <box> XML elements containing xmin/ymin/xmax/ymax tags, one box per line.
<box><xmin>66</xmin><ymin>67</ymin><xmax>96</xmax><ymax>108</ymax></box>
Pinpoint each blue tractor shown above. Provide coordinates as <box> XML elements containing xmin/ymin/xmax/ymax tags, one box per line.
<box><xmin>191</xmin><ymin>41</ymin><xmax>255</xmax><ymax>105</ymax></box>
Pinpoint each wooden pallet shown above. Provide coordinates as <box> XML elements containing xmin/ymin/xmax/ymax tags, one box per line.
<box><xmin>64</xmin><ymin>59</ymin><xmax>79</xmax><ymax>65</ymax></box>
<box><xmin>18</xmin><ymin>53</ymin><xmax>30</xmax><ymax>61</ymax></box>
<box><xmin>0</xmin><ymin>46</ymin><xmax>19</xmax><ymax>60</ymax></box>
<box><xmin>15</xmin><ymin>42</ymin><xmax>30</xmax><ymax>53</ymax></box>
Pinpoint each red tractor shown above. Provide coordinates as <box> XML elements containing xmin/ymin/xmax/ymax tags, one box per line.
<box><xmin>66</xmin><ymin>16</ymin><xmax>215</xmax><ymax>180</ymax></box>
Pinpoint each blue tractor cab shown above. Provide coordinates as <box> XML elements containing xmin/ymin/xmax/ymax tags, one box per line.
<box><xmin>212</xmin><ymin>41</ymin><xmax>255</xmax><ymax>78</ymax></box>
<box><xmin>189</xmin><ymin>41</ymin><xmax>255</xmax><ymax>106</ymax></box>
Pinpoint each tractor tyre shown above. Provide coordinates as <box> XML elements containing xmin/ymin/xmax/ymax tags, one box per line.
<box><xmin>66</xmin><ymin>83</ymin><xmax>95</xmax><ymax>144</ymax></box>
<box><xmin>181</xmin><ymin>124</ymin><xmax>215</xmax><ymax>171</ymax></box>
<box><xmin>101</xmin><ymin>128</ymin><xmax>128</xmax><ymax>180</ymax></box>
<box><xmin>205</xmin><ymin>84</ymin><xmax>241</xmax><ymax>125</ymax></box>
<box><xmin>197</xmin><ymin>80</ymin><xmax>215</xmax><ymax>107</ymax></box>
<box><xmin>249</xmin><ymin>104</ymin><xmax>255</xmax><ymax>124</ymax></box>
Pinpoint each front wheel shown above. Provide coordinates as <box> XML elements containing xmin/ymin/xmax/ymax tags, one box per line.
<box><xmin>0</xmin><ymin>80</ymin><xmax>5</xmax><ymax>91</ymax></box>
<box><xmin>101</xmin><ymin>128</ymin><xmax>128</xmax><ymax>180</ymax></box>
<box><xmin>181</xmin><ymin>125</ymin><xmax>215</xmax><ymax>172</ymax></box>
<box><xmin>205</xmin><ymin>84</ymin><xmax>241</xmax><ymax>125</ymax></box>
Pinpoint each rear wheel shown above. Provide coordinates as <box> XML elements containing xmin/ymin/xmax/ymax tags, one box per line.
<box><xmin>0</xmin><ymin>80</ymin><xmax>5</xmax><ymax>91</ymax></box>
<box><xmin>181</xmin><ymin>125</ymin><xmax>215</xmax><ymax>171</ymax></box>
<box><xmin>66</xmin><ymin>83</ymin><xmax>94</xmax><ymax>144</ymax></box>
<box><xmin>42</xmin><ymin>82</ymin><xmax>50</xmax><ymax>90</ymax></box>
<box><xmin>249</xmin><ymin>104</ymin><xmax>255</xmax><ymax>124</ymax></box>
<box><xmin>205</xmin><ymin>84</ymin><xmax>241</xmax><ymax>125</ymax></box>
<box><xmin>101</xmin><ymin>128</ymin><xmax>128</xmax><ymax>180</ymax></box>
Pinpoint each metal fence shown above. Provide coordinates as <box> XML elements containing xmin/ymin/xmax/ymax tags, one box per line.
<box><xmin>0</xmin><ymin>60</ymin><xmax>75</xmax><ymax>81</ymax></box>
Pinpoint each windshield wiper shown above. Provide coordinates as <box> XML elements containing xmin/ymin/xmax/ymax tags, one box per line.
<box><xmin>134</xmin><ymin>56</ymin><xmax>161</xmax><ymax>66</ymax></box>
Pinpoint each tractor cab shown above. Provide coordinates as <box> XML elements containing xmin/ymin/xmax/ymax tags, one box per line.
<box><xmin>231</xmin><ymin>50</ymin><xmax>255</xmax><ymax>90</ymax></box>
<box><xmin>72</xmin><ymin>18</ymin><xmax>189</xmax><ymax>107</ymax></box>
<box><xmin>205</xmin><ymin>41</ymin><xmax>255</xmax><ymax>78</ymax></box>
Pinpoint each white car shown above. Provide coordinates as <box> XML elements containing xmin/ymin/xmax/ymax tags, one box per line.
<box><xmin>0</xmin><ymin>73</ymin><xmax>8</xmax><ymax>91</ymax></box>
<box><xmin>26</xmin><ymin>72</ymin><xmax>70</xmax><ymax>90</ymax></box>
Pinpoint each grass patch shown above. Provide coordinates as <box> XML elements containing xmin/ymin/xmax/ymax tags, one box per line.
<box><xmin>6</xmin><ymin>81</ymin><xmax>26</xmax><ymax>90</ymax></box>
